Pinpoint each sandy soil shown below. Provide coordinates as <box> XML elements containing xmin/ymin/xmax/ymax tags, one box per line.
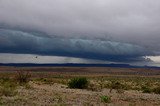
<box><xmin>0</xmin><ymin>82</ymin><xmax>160</xmax><ymax>106</ymax></box>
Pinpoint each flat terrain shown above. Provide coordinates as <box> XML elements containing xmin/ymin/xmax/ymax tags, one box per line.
<box><xmin>0</xmin><ymin>66</ymin><xmax>160</xmax><ymax>106</ymax></box>
<box><xmin>0</xmin><ymin>66</ymin><xmax>160</xmax><ymax>76</ymax></box>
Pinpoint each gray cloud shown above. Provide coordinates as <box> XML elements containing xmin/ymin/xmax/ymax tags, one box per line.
<box><xmin>0</xmin><ymin>0</ymin><xmax>160</xmax><ymax>63</ymax></box>
<box><xmin>0</xmin><ymin>29</ymin><xmax>153</xmax><ymax>62</ymax></box>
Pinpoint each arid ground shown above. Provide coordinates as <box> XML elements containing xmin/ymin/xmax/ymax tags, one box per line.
<box><xmin>0</xmin><ymin>66</ymin><xmax>160</xmax><ymax>106</ymax></box>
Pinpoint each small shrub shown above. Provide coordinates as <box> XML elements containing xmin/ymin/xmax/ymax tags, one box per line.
<box><xmin>99</xmin><ymin>77</ymin><xmax>105</xmax><ymax>89</ymax></box>
<box><xmin>88</xmin><ymin>83</ymin><xmax>101</xmax><ymax>91</ymax></box>
<box><xmin>141</xmin><ymin>86</ymin><xmax>152</xmax><ymax>93</ymax></box>
<box><xmin>153</xmin><ymin>86</ymin><xmax>160</xmax><ymax>94</ymax></box>
<box><xmin>25</xmin><ymin>83</ymin><xmax>33</xmax><ymax>89</ymax></box>
<box><xmin>0</xmin><ymin>77</ymin><xmax>11</xmax><ymax>86</ymax></box>
<box><xmin>38</xmin><ymin>78</ymin><xmax>52</xmax><ymax>84</ymax></box>
<box><xmin>0</xmin><ymin>82</ymin><xmax>17</xmax><ymax>96</ymax></box>
<box><xmin>100</xmin><ymin>95</ymin><xmax>111</xmax><ymax>103</ymax></box>
<box><xmin>109</xmin><ymin>81</ymin><xmax>124</xmax><ymax>93</ymax></box>
<box><xmin>0</xmin><ymin>77</ymin><xmax>10</xmax><ymax>82</ymax></box>
<box><xmin>15</xmin><ymin>71</ymin><xmax>31</xmax><ymax>85</ymax></box>
<box><xmin>68</xmin><ymin>77</ymin><xmax>89</xmax><ymax>89</ymax></box>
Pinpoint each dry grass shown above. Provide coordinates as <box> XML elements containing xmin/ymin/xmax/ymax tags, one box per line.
<box><xmin>0</xmin><ymin>81</ymin><xmax>160</xmax><ymax>106</ymax></box>
<box><xmin>0</xmin><ymin>66</ymin><xmax>160</xmax><ymax>105</ymax></box>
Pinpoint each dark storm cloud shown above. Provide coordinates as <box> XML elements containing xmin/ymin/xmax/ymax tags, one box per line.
<box><xmin>0</xmin><ymin>29</ymin><xmax>152</xmax><ymax>62</ymax></box>
<box><xmin>0</xmin><ymin>0</ymin><xmax>160</xmax><ymax>62</ymax></box>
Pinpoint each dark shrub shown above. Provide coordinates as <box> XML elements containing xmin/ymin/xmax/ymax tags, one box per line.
<box><xmin>142</xmin><ymin>86</ymin><xmax>152</xmax><ymax>93</ymax></box>
<box><xmin>15</xmin><ymin>71</ymin><xmax>31</xmax><ymax>85</ymax></box>
<box><xmin>68</xmin><ymin>77</ymin><xmax>89</xmax><ymax>89</ymax></box>
<box><xmin>153</xmin><ymin>86</ymin><xmax>160</xmax><ymax>94</ymax></box>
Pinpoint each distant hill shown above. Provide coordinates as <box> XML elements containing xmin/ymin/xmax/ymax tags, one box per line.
<box><xmin>0</xmin><ymin>63</ymin><xmax>160</xmax><ymax>69</ymax></box>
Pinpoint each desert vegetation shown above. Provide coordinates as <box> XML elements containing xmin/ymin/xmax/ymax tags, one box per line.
<box><xmin>68</xmin><ymin>77</ymin><xmax>89</xmax><ymax>89</ymax></box>
<box><xmin>0</xmin><ymin>67</ymin><xmax>160</xmax><ymax>106</ymax></box>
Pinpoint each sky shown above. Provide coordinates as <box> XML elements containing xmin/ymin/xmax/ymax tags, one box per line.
<box><xmin>0</xmin><ymin>0</ymin><xmax>160</xmax><ymax>66</ymax></box>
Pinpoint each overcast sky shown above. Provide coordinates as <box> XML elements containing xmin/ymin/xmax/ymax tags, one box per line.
<box><xmin>0</xmin><ymin>0</ymin><xmax>160</xmax><ymax>66</ymax></box>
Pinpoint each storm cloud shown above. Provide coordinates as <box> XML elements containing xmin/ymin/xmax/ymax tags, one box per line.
<box><xmin>0</xmin><ymin>0</ymin><xmax>160</xmax><ymax>63</ymax></box>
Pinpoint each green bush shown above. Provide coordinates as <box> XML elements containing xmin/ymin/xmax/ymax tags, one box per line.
<box><xmin>68</xmin><ymin>77</ymin><xmax>89</xmax><ymax>89</ymax></box>
<box><xmin>100</xmin><ymin>95</ymin><xmax>111</xmax><ymax>103</ymax></box>
<box><xmin>141</xmin><ymin>86</ymin><xmax>152</xmax><ymax>93</ymax></box>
